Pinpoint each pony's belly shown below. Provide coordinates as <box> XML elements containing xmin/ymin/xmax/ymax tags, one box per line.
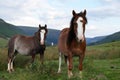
<box><xmin>60</xmin><ymin>50</ymin><xmax>69</xmax><ymax>56</ymax></box>
<box><xmin>17</xmin><ymin>48</ymin><xmax>30</xmax><ymax>55</ymax></box>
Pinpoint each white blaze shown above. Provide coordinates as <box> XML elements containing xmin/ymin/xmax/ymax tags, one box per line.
<box><xmin>40</xmin><ymin>30</ymin><xmax>45</xmax><ymax>45</ymax></box>
<box><xmin>76</xmin><ymin>17</ymin><xmax>84</xmax><ymax>41</ymax></box>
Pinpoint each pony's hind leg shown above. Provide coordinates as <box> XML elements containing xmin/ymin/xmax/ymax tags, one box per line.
<box><xmin>7</xmin><ymin>56</ymin><xmax>16</xmax><ymax>73</ymax></box>
<box><xmin>57</xmin><ymin>52</ymin><xmax>62</xmax><ymax>73</ymax></box>
<box><xmin>7</xmin><ymin>57</ymin><xmax>11</xmax><ymax>73</ymax></box>
<box><xmin>7</xmin><ymin>49</ymin><xmax>17</xmax><ymax>73</ymax></box>
<box><xmin>7</xmin><ymin>48</ymin><xmax>13</xmax><ymax>73</ymax></box>
<box><xmin>10</xmin><ymin>55</ymin><xmax>16</xmax><ymax>72</ymax></box>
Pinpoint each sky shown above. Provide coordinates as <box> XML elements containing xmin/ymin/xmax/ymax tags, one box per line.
<box><xmin>0</xmin><ymin>0</ymin><xmax>120</xmax><ymax>37</ymax></box>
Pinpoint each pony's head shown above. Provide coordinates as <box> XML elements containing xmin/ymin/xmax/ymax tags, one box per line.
<box><xmin>70</xmin><ymin>10</ymin><xmax>87</xmax><ymax>42</ymax></box>
<box><xmin>39</xmin><ymin>24</ymin><xmax>48</xmax><ymax>45</ymax></box>
<box><xmin>35</xmin><ymin>24</ymin><xmax>48</xmax><ymax>45</ymax></box>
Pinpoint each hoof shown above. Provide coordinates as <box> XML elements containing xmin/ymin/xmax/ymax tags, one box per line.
<box><xmin>57</xmin><ymin>70</ymin><xmax>61</xmax><ymax>74</ymax></box>
<box><xmin>79</xmin><ymin>71</ymin><xmax>82</xmax><ymax>79</ymax></box>
<box><xmin>7</xmin><ymin>69</ymin><xmax>12</xmax><ymax>73</ymax></box>
<box><xmin>11</xmin><ymin>69</ymin><xmax>15</xmax><ymax>72</ymax></box>
<box><xmin>7</xmin><ymin>69</ymin><xmax>14</xmax><ymax>73</ymax></box>
<box><xmin>68</xmin><ymin>70</ymin><xmax>73</xmax><ymax>78</ymax></box>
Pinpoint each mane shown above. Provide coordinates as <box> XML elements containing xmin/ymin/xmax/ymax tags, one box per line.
<box><xmin>34</xmin><ymin>31</ymin><xmax>40</xmax><ymax>43</ymax></box>
<box><xmin>67</xmin><ymin>17</ymin><xmax>76</xmax><ymax>46</ymax></box>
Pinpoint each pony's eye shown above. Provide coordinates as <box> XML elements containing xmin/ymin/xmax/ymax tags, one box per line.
<box><xmin>74</xmin><ymin>23</ymin><xmax>77</xmax><ymax>25</ymax></box>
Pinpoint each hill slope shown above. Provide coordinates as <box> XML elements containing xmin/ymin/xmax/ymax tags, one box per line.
<box><xmin>86</xmin><ymin>36</ymin><xmax>106</xmax><ymax>45</ymax></box>
<box><xmin>88</xmin><ymin>31</ymin><xmax>120</xmax><ymax>45</ymax></box>
<box><xmin>99</xmin><ymin>31</ymin><xmax>120</xmax><ymax>43</ymax></box>
<box><xmin>0</xmin><ymin>19</ymin><xmax>25</xmax><ymax>38</ymax></box>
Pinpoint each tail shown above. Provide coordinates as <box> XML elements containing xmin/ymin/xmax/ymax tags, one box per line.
<box><xmin>8</xmin><ymin>36</ymin><xmax>16</xmax><ymax>58</ymax></box>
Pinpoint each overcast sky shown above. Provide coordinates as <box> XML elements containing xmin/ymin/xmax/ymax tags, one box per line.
<box><xmin>0</xmin><ymin>0</ymin><xmax>120</xmax><ymax>37</ymax></box>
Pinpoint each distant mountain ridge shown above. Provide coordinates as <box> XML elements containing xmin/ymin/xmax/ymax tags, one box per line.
<box><xmin>18</xmin><ymin>26</ymin><xmax>60</xmax><ymax>45</ymax></box>
<box><xmin>0</xmin><ymin>18</ymin><xmax>120</xmax><ymax>45</ymax></box>
<box><xmin>86</xmin><ymin>36</ymin><xmax>106</xmax><ymax>45</ymax></box>
<box><xmin>0</xmin><ymin>19</ymin><xmax>5</xmax><ymax>23</ymax></box>
<box><xmin>88</xmin><ymin>31</ymin><xmax>120</xmax><ymax>45</ymax></box>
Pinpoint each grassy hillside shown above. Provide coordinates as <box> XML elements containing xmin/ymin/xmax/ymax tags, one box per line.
<box><xmin>18</xmin><ymin>26</ymin><xmax>38</xmax><ymax>36</ymax></box>
<box><xmin>0</xmin><ymin>19</ymin><xmax>25</xmax><ymax>38</ymax></box>
<box><xmin>86</xmin><ymin>41</ymin><xmax>120</xmax><ymax>59</ymax></box>
<box><xmin>99</xmin><ymin>31</ymin><xmax>120</xmax><ymax>43</ymax></box>
<box><xmin>0</xmin><ymin>38</ymin><xmax>8</xmax><ymax>47</ymax></box>
<box><xmin>86</xmin><ymin>36</ymin><xmax>106</xmax><ymax>45</ymax></box>
<box><xmin>0</xmin><ymin>40</ymin><xmax>120</xmax><ymax>80</ymax></box>
<box><xmin>89</xmin><ymin>31</ymin><xmax>120</xmax><ymax>45</ymax></box>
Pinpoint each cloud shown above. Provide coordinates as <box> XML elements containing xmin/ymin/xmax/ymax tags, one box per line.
<box><xmin>88</xmin><ymin>0</ymin><xmax>120</xmax><ymax>21</ymax></box>
<box><xmin>0</xmin><ymin>0</ymin><xmax>71</xmax><ymax>29</ymax></box>
<box><xmin>85</xmin><ymin>24</ymin><xmax>101</xmax><ymax>37</ymax></box>
<box><xmin>0</xmin><ymin>0</ymin><xmax>120</xmax><ymax>37</ymax></box>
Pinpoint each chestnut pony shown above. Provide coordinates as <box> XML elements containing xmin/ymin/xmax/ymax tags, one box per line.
<box><xmin>7</xmin><ymin>24</ymin><xmax>48</xmax><ymax>73</ymax></box>
<box><xmin>57</xmin><ymin>10</ymin><xmax>87</xmax><ymax>78</ymax></box>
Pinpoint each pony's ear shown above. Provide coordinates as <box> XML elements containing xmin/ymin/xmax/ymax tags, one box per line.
<box><xmin>45</xmin><ymin>24</ymin><xmax>47</xmax><ymax>28</ymax></box>
<box><xmin>83</xmin><ymin>9</ymin><xmax>86</xmax><ymax>16</ymax></box>
<box><xmin>72</xmin><ymin>10</ymin><xmax>76</xmax><ymax>16</ymax></box>
<box><xmin>39</xmin><ymin>24</ymin><xmax>41</xmax><ymax>28</ymax></box>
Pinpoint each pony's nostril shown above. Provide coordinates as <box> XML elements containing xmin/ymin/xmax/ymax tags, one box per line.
<box><xmin>80</xmin><ymin>40</ymin><xmax>82</xmax><ymax>43</ymax></box>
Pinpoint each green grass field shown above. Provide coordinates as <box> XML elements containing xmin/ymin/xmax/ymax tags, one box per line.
<box><xmin>0</xmin><ymin>40</ymin><xmax>120</xmax><ymax>80</ymax></box>
<box><xmin>0</xmin><ymin>38</ymin><xmax>8</xmax><ymax>48</ymax></box>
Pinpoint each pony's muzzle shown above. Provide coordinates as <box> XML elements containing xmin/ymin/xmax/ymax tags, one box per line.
<box><xmin>40</xmin><ymin>41</ymin><xmax>44</xmax><ymax>45</ymax></box>
<box><xmin>78</xmin><ymin>39</ymin><xmax>82</xmax><ymax>43</ymax></box>
<box><xmin>76</xmin><ymin>37</ymin><xmax>82</xmax><ymax>42</ymax></box>
<box><xmin>76</xmin><ymin>34</ymin><xmax>84</xmax><ymax>43</ymax></box>
<box><xmin>76</xmin><ymin>37</ymin><xmax>84</xmax><ymax>43</ymax></box>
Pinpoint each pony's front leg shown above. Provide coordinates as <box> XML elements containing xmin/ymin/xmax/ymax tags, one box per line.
<box><xmin>40</xmin><ymin>52</ymin><xmax>44</xmax><ymax>65</ymax></box>
<box><xmin>67</xmin><ymin>54</ymin><xmax>73</xmax><ymax>78</ymax></box>
<box><xmin>31</xmin><ymin>54</ymin><xmax>35</xmax><ymax>63</ymax></box>
<box><xmin>79</xmin><ymin>54</ymin><xmax>85</xmax><ymax>79</ymax></box>
<box><xmin>57</xmin><ymin>52</ymin><xmax>62</xmax><ymax>73</ymax></box>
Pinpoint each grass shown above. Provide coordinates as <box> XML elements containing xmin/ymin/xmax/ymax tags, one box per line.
<box><xmin>0</xmin><ymin>38</ymin><xmax>8</xmax><ymax>47</ymax></box>
<box><xmin>0</xmin><ymin>40</ymin><xmax>120</xmax><ymax>80</ymax></box>
<box><xmin>86</xmin><ymin>41</ymin><xmax>120</xmax><ymax>59</ymax></box>
<box><xmin>93</xmin><ymin>59</ymin><xmax>120</xmax><ymax>80</ymax></box>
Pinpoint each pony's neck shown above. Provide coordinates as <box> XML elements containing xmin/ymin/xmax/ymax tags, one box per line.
<box><xmin>34</xmin><ymin>32</ymin><xmax>40</xmax><ymax>44</ymax></box>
